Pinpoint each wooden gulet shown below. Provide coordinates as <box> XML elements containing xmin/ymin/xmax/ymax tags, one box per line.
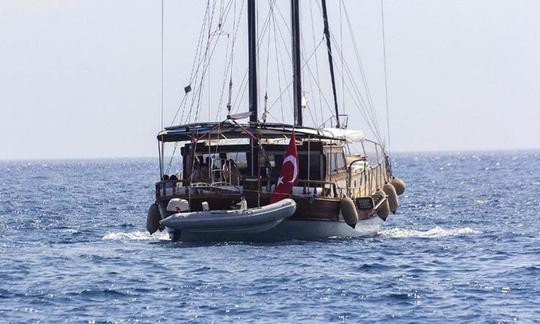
<box><xmin>146</xmin><ymin>0</ymin><xmax>406</xmax><ymax>242</ymax></box>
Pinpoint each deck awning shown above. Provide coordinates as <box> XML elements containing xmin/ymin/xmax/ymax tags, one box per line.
<box><xmin>157</xmin><ymin>122</ymin><xmax>355</xmax><ymax>143</ymax></box>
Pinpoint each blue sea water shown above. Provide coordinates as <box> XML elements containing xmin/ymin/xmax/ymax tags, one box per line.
<box><xmin>1</xmin><ymin>151</ymin><xmax>539</xmax><ymax>322</ymax></box>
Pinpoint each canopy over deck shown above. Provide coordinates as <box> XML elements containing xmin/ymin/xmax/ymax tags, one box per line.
<box><xmin>157</xmin><ymin>122</ymin><xmax>365</xmax><ymax>143</ymax></box>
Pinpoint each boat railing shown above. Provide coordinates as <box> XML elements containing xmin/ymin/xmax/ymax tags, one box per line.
<box><xmin>256</xmin><ymin>178</ymin><xmax>339</xmax><ymax>199</ymax></box>
<box><xmin>156</xmin><ymin>180</ymin><xmax>244</xmax><ymax>199</ymax></box>
<box><xmin>297</xmin><ymin>179</ymin><xmax>339</xmax><ymax>198</ymax></box>
<box><xmin>155</xmin><ymin>180</ymin><xmax>182</xmax><ymax>199</ymax></box>
<box><xmin>319</xmin><ymin>114</ymin><xmax>349</xmax><ymax>129</ymax></box>
<box><xmin>156</xmin><ymin>177</ymin><xmax>341</xmax><ymax>200</ymax></box>
<box><xmin>347</xmin><ymin>153</ymin><xmax>389</xmax><ymax>198</ymax></box>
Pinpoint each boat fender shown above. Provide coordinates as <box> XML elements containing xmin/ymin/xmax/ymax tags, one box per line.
<box><xmin>146</xmin><ymin>203</ymin><xmax>161</xmax><ymax>234</ymax></box>
<box><xmin>374</xmin><ymin>190</ymin><xmax>390</xmax><ymax>221</ymax></box>
<box><xmin>390</xmin><ymin>177</ymin><xmax>406</xmax><ymax>195</ymax></box>
<box><xmin>340</xmin><ymin>197</ymin><xmax>358</xmax><ymax>227</ymax></box>
<box><xmin>167</xmin><ymin>198</ymin><xmax>190</xmax><ymax>213</ymax></box>
<box><xmin>383</xmin><ymin>183</ymin><xmax>399</xmax><ymax>214</ymax></box>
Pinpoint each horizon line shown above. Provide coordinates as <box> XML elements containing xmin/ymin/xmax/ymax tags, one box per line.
<box><xmin>1</xmin><ymin>147</ymin><xmax>539</xmax><ymax>162</ymax></box>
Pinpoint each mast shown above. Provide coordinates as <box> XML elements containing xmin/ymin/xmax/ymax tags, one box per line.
<box><xmin>321</xmin><ymin>0</ymin><xmax>340</xmax><ymax>128</ymax></box>
<box><xmin>291</xmin><ymin>0</ymin><xmax>302</xmax><ymax>126</ymax></box>
<box><xmin>248</xmin><ymin>0</ymin><xmax>258</xmax><ymax>124</ymax></box>
<box><xmin>248</xmin><ymin>0</ymin><xmax>258</xmax><ymax>177</ymax></box>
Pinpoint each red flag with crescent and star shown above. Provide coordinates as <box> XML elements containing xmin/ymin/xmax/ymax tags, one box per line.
<box><xmin>271</xmin><ymin>132</ymin><xmax>299</xmax><ymax>203</ymax></box>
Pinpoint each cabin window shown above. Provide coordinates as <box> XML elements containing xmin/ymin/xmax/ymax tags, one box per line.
<box><xmin>201</xmin><ymin>153</ymin><xmax>223</xmax><ymax>167</ymax></box>
<box><xmin>336</xmin><ymin>153</ymin><xmax>345</xmax><ymax>170</ymax></box>
<box><xmin>299</xmin><ymin>153</ymin><xmax>322</xmax><ymax>180</ymax></box>
<box><xmin>226</xmin><ymin>152</ymin><xmax>248</xmax><ymax>169</ymax></box>
<box><xmin>329</xmin><ymin>152</ymin><xmax>346</xmax><ymax>172</ymax></box>
<box><xmin>271</xmin><ymin>154</ymin><xmax>284</xmax><ymax>179</ymax></box>
<box><xmin>266</xmin><ymin>152</ymin><xmax>322</xmax><ymax>181</ymax></box>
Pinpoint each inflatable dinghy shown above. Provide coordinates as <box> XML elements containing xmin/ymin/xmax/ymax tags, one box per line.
<box><xmin>160</xmin><ymin>198</ymin><xmax>296</xmax><ymax>233</ymax></box>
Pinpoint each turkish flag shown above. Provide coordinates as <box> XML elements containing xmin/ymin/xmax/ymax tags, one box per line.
<box><xmin>271</xmin><ymin>132</ymin><xmax>299</xmax><ymax>203</ymax></box>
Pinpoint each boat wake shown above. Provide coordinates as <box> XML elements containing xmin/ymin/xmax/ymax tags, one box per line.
<box><xmin>380</xmin><ymin>226</ymin><xmax>480</xmax><ymax>238</ymax></box>
<box><xmin>102</xmin><ymin>231</ymin><xmax>170</xmax><ymax>241</ymax></box>
<box><xmin>102</xmin><ymin>227</ymin><xmax>479</xmax><ymax>241</ymax></box>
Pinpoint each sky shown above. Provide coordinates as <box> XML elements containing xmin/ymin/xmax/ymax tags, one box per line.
<box><xmin>1</xmin><ymin>0</ymin><xmax>539</xmax><ymax>160</ymax></box>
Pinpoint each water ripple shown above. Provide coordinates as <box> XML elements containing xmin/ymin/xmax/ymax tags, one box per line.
<box><xmin>1</xmin><ymin>153</ymin><xmax>539</xmax><ymax>322</ymax></box>
<box><xmin>380</xmin><ymin>226</ymin><xmax>481</xmax><ymax>238</ymax></box>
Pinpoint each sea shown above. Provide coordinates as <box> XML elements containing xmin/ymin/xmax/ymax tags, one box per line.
<box><xmin>1</xmin><ymin>151</ymin><xmax>539</xmax><ymax>323</ymax></box>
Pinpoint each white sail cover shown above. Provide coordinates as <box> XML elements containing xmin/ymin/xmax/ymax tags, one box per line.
<box><xmin>320</xmin><ymin>128</ymin><xmax>365</xmax><ymax>143</ymax></box>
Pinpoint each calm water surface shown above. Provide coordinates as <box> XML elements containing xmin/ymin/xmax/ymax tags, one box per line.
<box><xmin>1</xmin><ymin>152</ymin><xmax>539</xmax><ymax>322</ymax></box>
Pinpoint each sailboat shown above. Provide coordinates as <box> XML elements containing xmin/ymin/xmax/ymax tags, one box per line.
<box><xmin>146</xmin><ymin>0</ymin><xmax>406</xmax><ymax>242</ymax></box>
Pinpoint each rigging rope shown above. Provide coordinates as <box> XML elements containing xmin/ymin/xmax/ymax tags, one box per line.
<box><xmin>299</xmin><ymin>2</ymin><xmax>317</xmax><ymax>126</ymax></box>
<box><xmin>380</xmin><ymin>0</ymin><xmax>391</xmax><ymax>154</ymax></box>
<box><xmin>343</xmin><ymin>2</ymin><xmax>384</xmax><ymax>143</ymax></box>
<box><xmin>160</xmin><ymin>0</ymin><xmax>164</xmax><ymax>130</ymax></box>
<box><xmin>326</xmin><ymin>2</ymin><xmax>383</xmax><ymax>144</ymax></box>
<box><xmin>215</xmin><ymin>0</ymin><xmax>240</xmax><ymax>120</ymax></box>
<box><xmin>174</xmin><ymin>1</ymin><xmax>211</xmax><ymax>126</ymax></box>
<box><xmin>215</xmin><ymin>0</ymin><xmax>243</xmax><ymax>120</ymax></box>
<box><xmin>339</xmin><ymin>0</ymin><xmax>345</xmax><ymax>117</ymax></box>
<box><xmin>270</xmin><ymin>0</ymin><xmax>286</xmax><ymax>122</ymax></box>
<box><xmin>308</xmin><ymin>0</ymin><xmax>324</xmax><ymax>127</ymax></box>
<box><xmin>167</xmin><ymin>0</ymin><xmax>387</xmax><ymax>147</ymax></box>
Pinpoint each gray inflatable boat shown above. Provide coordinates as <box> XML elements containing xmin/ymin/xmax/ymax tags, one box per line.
<box><xmin>160</xmin><ymin>198</ymin><xmax>296</xmax><ymax>233</ymax></box>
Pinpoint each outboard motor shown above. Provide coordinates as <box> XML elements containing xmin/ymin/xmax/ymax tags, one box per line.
<box><xmin>201</xmin><ymin>201</ymin><xmax>210</xmax><ymax>211</ymax></box>
<box><xmin>166</xmin><ymin>198</ymin><xmax>190</xmax><ymax>216</ymax></box>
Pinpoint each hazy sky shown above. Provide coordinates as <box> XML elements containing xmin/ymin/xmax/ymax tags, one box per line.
<box><xmin>1</xmin><ymin>0</ymin><xmax>539</xmax><ymax>160</ymax></box>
